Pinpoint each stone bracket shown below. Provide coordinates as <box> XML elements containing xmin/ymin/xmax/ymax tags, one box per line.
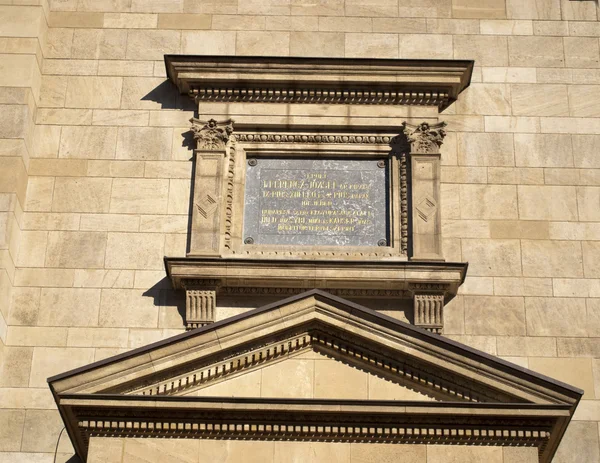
<box><xmin>413</xmin><ymin>293</ymin><xmax>445</xmax><ymax>334</ymax></box>
<box><xmin>185</xmin><ymin>288</ymin><xmax>216</xmax><ymax>330</ymax></box>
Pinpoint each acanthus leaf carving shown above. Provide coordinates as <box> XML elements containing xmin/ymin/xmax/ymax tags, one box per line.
<box><xmin>190</xmin><ymin>118</ymin><xmax>234</xmax><ymax>151</ymax></box>
<box><xmin>403</xmin><ymin>121</ymin><xmax>447</xmax><ymax>154</ymax></box>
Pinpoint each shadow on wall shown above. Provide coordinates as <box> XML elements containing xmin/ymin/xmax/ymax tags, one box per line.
<box><xmin>141</xmin><ymin>79</ymin><xmax>196</xmax><ymax>111</ymax></box>
<box><xmin>142</xmin><ymin>278</ymin><xmax>186</xmax><ymax>325</ymax></box>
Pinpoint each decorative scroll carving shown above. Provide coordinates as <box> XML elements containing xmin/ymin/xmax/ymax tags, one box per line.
<box><xmin>403</xmin><ymin>122</ymin><xmax>447</xmax><ymax>154</ymax></box>
<box><xmin>185</xmin><ymin>289</ymin><xmax>216</xmax><ymax>330</ymax></box>
<box><xmin>189</xmin><ymin>118</ymin><xmax>234</xmax><ymax>151</ymax></box>
<box><xmin>413</xmin><ymin>294</ymin><xmax>445</xmax><ymax>334</ymax></box>
<box><xmin>191</xmin><ymin>87</ymin><xmax>449</xmax><ymax>108</ymax></box>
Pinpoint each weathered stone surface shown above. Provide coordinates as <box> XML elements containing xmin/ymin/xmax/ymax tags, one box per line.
<box><xmin>59</xmin><ymin>126</ymin><xmax>118</xmax><ymax>159</ymax></box>
<box><xmin>525</xmin><ymin>297</ymin><xmax>587</xmax><ymax>336</ymax></box>
<box><xmin>38</xmin><ymin>288</ymin><xmax>101</xmax><ymax>327</ymax></box>
<box><xmin>511</xmin><ymin>84</ymin><xmax>569</xmax><ymax>116</ymax></box>
<box><xmin>459</xmin><ymin>185</ymin><xmax>518</xmax><ymax>219</ymax></box>
<box><xmin>464</xmin><ymin>296</ymin><xmax>526</xmax><ymax>335</ymax></box>
<box><xmin>517</xmin><ymin>185</ymin><xmax>578</xmax><ymax>221</ymax></box>
<box><xmin>454</xmin><ymin>35</ymin><xmax>508</xmax><ymax>66</ymax></box>
<box><xmin>457</xmin><ymin>132</ymin><xmax>514</xmax><ymax>166</ymax></box>
<box><xmin>461</xmin><ymin>239</ymin><xmax>522</xmax><ymax>276</ymax></box>
<box><xmin>116</xmin><ymin>127</ymin><xmax>172</xmax><ymax>160</ymax></box>
<box><xmin>0</xmin><ymin>410</ymin><xmax>25</xmax><ymax>452</ymax></box>
<box><xmin>514</xmin><ymin>134</ymin><xmax>573</xmax><ymax>167</ymax></box>
<box><xmin>45</xmin><ymin>231</ymin><xmax>107</xmax><ymax>268</ymax></box>
<box><xmin>52</xmin><ymin>177</ymin><xmax>112</xmax><ymax>213</ymax></box>
<box><xmin>110</xmin><ymin>178</ymin><xmax>169</xmax><ymax>214</ymax></box>
<box><xmin>521</xmin><ymin>239</ymin><xmax>583</xmax><ymax>277</ymax></box>
<box><xmin>104</xmin><ymin>232</ymin><xmax>165</xmax><ymax>270</ymax></box>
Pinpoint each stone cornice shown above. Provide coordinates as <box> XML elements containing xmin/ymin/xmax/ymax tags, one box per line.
<box><xmin>164</xmin><ymin>257</ymin><xmax>468</xmax><ymax>298</ymax></box>
<box><xmin>164</xmin><ymin>55</ymin><xmax>474</xmax><ymax>111</ymax></box>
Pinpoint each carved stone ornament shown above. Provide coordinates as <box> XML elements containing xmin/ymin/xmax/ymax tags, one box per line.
<box><xmin>403</xmin><ymin>121</ymin><xmax>447</xmax><ymax>154</ymax></box>
<box><xmin>190</xmin><ymin>118</ymin><xmax>234</xmax><ymax>151</ymax></box>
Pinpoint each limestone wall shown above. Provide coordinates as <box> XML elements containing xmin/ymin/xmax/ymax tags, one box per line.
<box><xmin>1</xmin><ymin>0</ymin><xmax>600</xmax><ymax>461</ymax></box>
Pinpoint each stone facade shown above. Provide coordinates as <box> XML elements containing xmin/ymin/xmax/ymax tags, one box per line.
<box><xmin>1</xmin><ymin>0</ymin><xmax>600</xmax><ymax>462</ymax></box>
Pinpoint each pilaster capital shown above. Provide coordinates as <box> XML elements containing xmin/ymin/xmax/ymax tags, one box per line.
<box><xmin>402</xmin><ymin>121</ymin><xmax>447</xmax><ymax>155</ymax></box>
<box><xmin>190</xmin><ymin>118</ymin><xmax>235</xmax><ymax>151</ymax></box>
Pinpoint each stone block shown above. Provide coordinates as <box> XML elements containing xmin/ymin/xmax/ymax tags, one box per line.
<box><xmin>38</xmin><ymin>75</ymin><xmax>66</xmax><ymax>108</ymax></box>
<box><xmin>507</xmin><ymin>0</ymin><xmax>560</xmax><ymax>19</ymax></box>
<box><xmin>345</xmin><ymin>33</ymin><xmax>398</xmax><ymax>59</ymax></box>
<box><xmin>399</xmin><ymin>34</ymin><xmax>453</xmax><ymax>59</ymax></box>
<box><xmin>490</xmin><ymin>220</ymin><xmax>549</xmax><ymax>239</ymax></box>
<box><xmin>73</xmin><ymin>269</ymin><xmax>134</xmax><ymax>289</ymax></box>
<box><xmin>318</xmin><ymin>17</ymin><xmax>372</xmax><ymax>32</ymax></box>
<box><xmin>214</xmin><ymin>14</ymin><xmax>266</xmax><ymax>30</ymax></box>
<box><xmin>0</xmin><ymin>410</ymin><xmax>25</xmax><ymax>452</ymax></box>
<box><xmin>0</xmin><ymin>104</ymin><xmax>28</xmax><ymax>138</ymax></box>
<box><xmin>459</xmin><ymin>276</ymin><xmax>494</xmax><ymax>295</ymax></box>
<box><xmin>88</xmin><ymin>437</ymin><xmax>125</xmax><ymax>463</ymax></box>
<box><xmin>455</xmin><ymin>83</ymin><xmax>511</xmax><ymax>115</ymax></box>
<box><xmin>573</xmin><ymin>135</ymin><xmax>600</xmax><ymax>168</ymax></box>
<box><xmin>8</xmin><ymin>287</ymin><xmax>40</xmax><ymax>326</ymax></box>
<box><xmin>43</xmin><ymin>59</ymin><xmax>99</xmax><ymax>77</ymax></box>
<box><xmin>38</xmin><ymin>287</ymin><xmax>101</xmax><ymax>327</ymax></box>
<box><xmin>457</xmin><ymin>132</ymin><xmax>514</xmax><ymax>166</ymax></box>
<box><xmin>583</xmin><ymin>241</ymin><xmax>600</xmax><ymax>277</ymax></box>
<box><xmin>167</xmin><ymin>179</ymin><xmax>190</xmax><ymax>215</ymax></box>
<box><xmin>21</xmin><ymin>409</ymin><xmax>67</xmax><ymax>453</ymax></box>
<box><xmin>14</xmin><ymin>268</ymin><xmax>75</xmax><ymax>288</ymax></box>
<box><xmin>427</xmin><ymin>18</ymin><xmax>479</xmax><ymax>34</ymax></box>
<box><xmin>578</xmin><ymin>187</ymin><xmax>600</xmax><ymax>222</ymax></box>
<box><xmin>109</xmin><ymin>178</ymin><xmax>169</xmax><ymax>214</ymax></box>
<box><xmin>181</xmin><ymin>31</ymin><xmax>236</xmax><ymax>55</ymax></box>
<box><xmin>427</xmin><ymin>445</ymin><xmax>502</xmax><ymax>462</ymax></box>
<box><xmin>522</xmin><ymin>239</ymin><xmax>583</xmax><ymax>277</ymax></box>
<box><xmin>67</xmin><ymin>327</ymin><xmax>128</xmax><ymax>348</ymax></box>
<box><xmin>565</xmin><ymin>37</ymin><xmax>600</xmax><ymax>69</ymax></box>
<box><xmin>481</xmin><ymin>19</ymin><xmax>533</xmax><ymax>35</ymax></box>
<box><xmin>511</xmin><ymin>84</ymin><xmax>569</xmax><ymax>116</ymax></box>
<box><xmin>351</xmin><ymin>443</ymin><xmax>425</xmax><ymax>462</ymax></box>
<box><xmin>92</xmin><ymin>109</ymin><xmax>149</xmax><ymax>126</ymax></box>
<box><xmin>461</xmin><ymin>239</ymin><xmax>522</xmax><ymax>276</ymax></box>
<box><xmin>497</xmin><ymin>336</ymin><xmax>556</xmax><ymax>357</ymax></box>
<box><xmin>45</xmin><ymin>28</ymin><xmax>73</xmax><ymax>59</ymax></box>
<box><xmin>451</xmin><ymin>0</ymin><xmax>506</xmax><ymax>18</ymax></box>
<box><xmin>569</xmin><ymin>85</ymin><xmax>600</xmax><ymax>118</ymax></box>
<box><xmin>16</xmin><ymin>230</ymin><xmax>47</xmax><ymax>267</ymax></box>
<box><xmin>88</xmin><ymin>161</ymin><xmax>145</xmax><ymax>179</ymax></box>
<box><xmin>526</xmin><ymin>297</ymin><xmax>587</xmax><ymax>336</ymax></box>
<box><xmin>116</xmin><ymin>127</ymin><xmax>172</xmax><ymax>160</ymax></box>
<box><xmin>49</xmin><ymin>11</ymin><xmax>103</xmax><ymax>28</ymax></box>
<box><xmin>509</xmin><ymin>36</ymin><xmax>564</xmax><ymax>67</ymax></box>
<box><xmin>29</xmin><ymin>159</ymin><xmax>89</xmax><ymax>177</ymax></box>
<box><xmin>459</xmin><ymin>185</ymin><xmax>518</xmax><ymax>219</ymax></box>
<box><xmin>268</xmin><ymin>16</ymin><xmax>320</xmax><ymax>31</ymax></box>
<box><xmin>98</xmin><ymin>60</ymin><xmax>155</xmax><ymax>77</ymax></box>
<box><xmin>24</xmin><ymin>177</ymin><xmax>54</xmax><ymax>212</ymax></box>
<box><xmin>196</xmin><ymin>440</ymin><xmax>274</xmax><ymax>463</ymax></box>
<box><xmin>373</xmin><ymin>18</ymin><xmax>427</xmax><ymax>33</ymax></box>
<box><xmin>29</xmin><ymin>347</ymin><xmax>94</xmax><ymax>387</ymax></box>
<box><xmin>59</xmin><ymin>126</ymin><xmax>118</xmax><ymax>159</ymax></box>
<box><xmin>80</xmin><ymin>213</ymin><xmax>140</xmax><ymax>232</ymax></box>
<box><xmin>530</xmin><ymin>357</ymin><xmax>594</xmax><ymax>399</ymax></box>
<box><xmin>157</xmin><ymin>12</ymin><xmax>210</xmax><ymax>29</ymax></box>
<box><xmin>52</xmin><ymin>177</ymin><xmax>112</xmax><ymax>213</ymax></box>
<box><xmin>514</xmin><ymin>134</ymin><xmax>573</xmax><ymax>167</ymax></box>
<box><xmin>36</xmin><ymin>108</ymin><xmax>93</xmax><ymax>126</ymax></box>
<box><xmin>261</xmin><ymin>359</ymin><xmax>314</xmax><ymax>398</ymax></box>
<box><xmin>99</xmin><ymin>289</ymin><xmax>160</xmax><ymax>328</ymax></box>
<box><xmin>314</xmin><ymin>359</ymin><xmax>367</xmax><ymax>399</ymax></box>
<box><xmin>236</xmin><ymin>31</ymin><xmax>290</xmax><ymax>56</ymax></box>
<box><xmin>126</xmin><ymin>30</ymin><xmax>181</xmax><ymax>60</ymax></box>
<box><xmin>31</xmin><ymin>125</ymin><xmax>61</xmax><ymax>158</ymax></box>
<box><xmin>290</xmin><ymin>32</ymin><xmax>344</xmax><ymax>57</ymax></box>
<box><xmin>503</xmin><ymin>447</ymin><xmax>540</xmax><ymax>463</ymax></box>
<box><xmin>65</xmin><ymin>76</ymin><xmax>123</xmax><ymax>109</ymax></box>
<box><xmin>454</xmin><ymin>35</ymin><xmax>508</xmax><ymax>66</ymax></box>
<box><xmin>139</xmin><ymin>215</ymin><xmax>187</xmax><ymax>233</ymax></box>
<box><xmin>104</xmin><ymin>12</ymin><xmax>158</xmax><ymax>28</ymax></box>
<box><xmin>144</xmin><ymin>161</ymin><xmax>191</xmax><ymax>179</ymax></box>
<box><xmin>0</xmin><ymin>346</ymin><xmax>32</xmax><ymax>387</ymax></box>
<box><xmin>105</xmin><ymin>232</ymin><xmax>165</xmax><ymax>270</ymax></box>
<box><xmin>487</xmin><ymin>167</ymin><xmax>544</xmax><ymax>185</ymax></box>
<box><xmin>518</xmin><ymin>186</ymin><xmax>577</xmax><ymax>221</ymax></box>
<box><xmin>561</xmin><ymin>0</ymin><xmax>597</xmax><ymax>20</ymax></box>
<box><xmin>45</xmin><ymin>230</ymin><xmax>106</xmax><ymax>269</ymax></box>
<box><xmin>464</xmin><ymin>296</ymin><xmax>525</xmax><ymax>335</ymax></box>
<box><xmin>482</xmin><ymin>67</ymin><xmax>536</xmax><ymax>84</ymax></box>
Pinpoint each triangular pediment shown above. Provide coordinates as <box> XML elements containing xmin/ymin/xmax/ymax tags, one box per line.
<box><xmin>49</xmin><ymin>290</ymin><xmax>582</xmax><ymax>463</ymax></box>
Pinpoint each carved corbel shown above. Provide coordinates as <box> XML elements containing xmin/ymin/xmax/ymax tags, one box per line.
<box><xmin>403</xmin><ymin>121</ymin><xmax>446</xmax><ymax>261</ymax></box>
<box><xmin>409</xmin><ymin>283</ymin><xmax>449</xmax><ymax>334</ymax></box>
<box><xmin>183</xmin><ymin>280</ymin><xmax>219</xmax><ymax>330</ymax></box>
<box><xmin>188</xmin><ymin>118</ymin><xmax>235</xmax><ymax>256</ymax></box>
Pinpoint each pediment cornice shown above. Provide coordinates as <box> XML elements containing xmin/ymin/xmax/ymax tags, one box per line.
<box><xmin>48</xmin><ymin>290</ymin><xmax>582</xmax><ymax>463</ymax></box>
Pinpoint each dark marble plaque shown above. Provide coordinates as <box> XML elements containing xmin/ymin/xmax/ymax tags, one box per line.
<box><xmin>243</xmin><ymin>158</ymin><xmax>388</xmax><ymax>246</ymax></box>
